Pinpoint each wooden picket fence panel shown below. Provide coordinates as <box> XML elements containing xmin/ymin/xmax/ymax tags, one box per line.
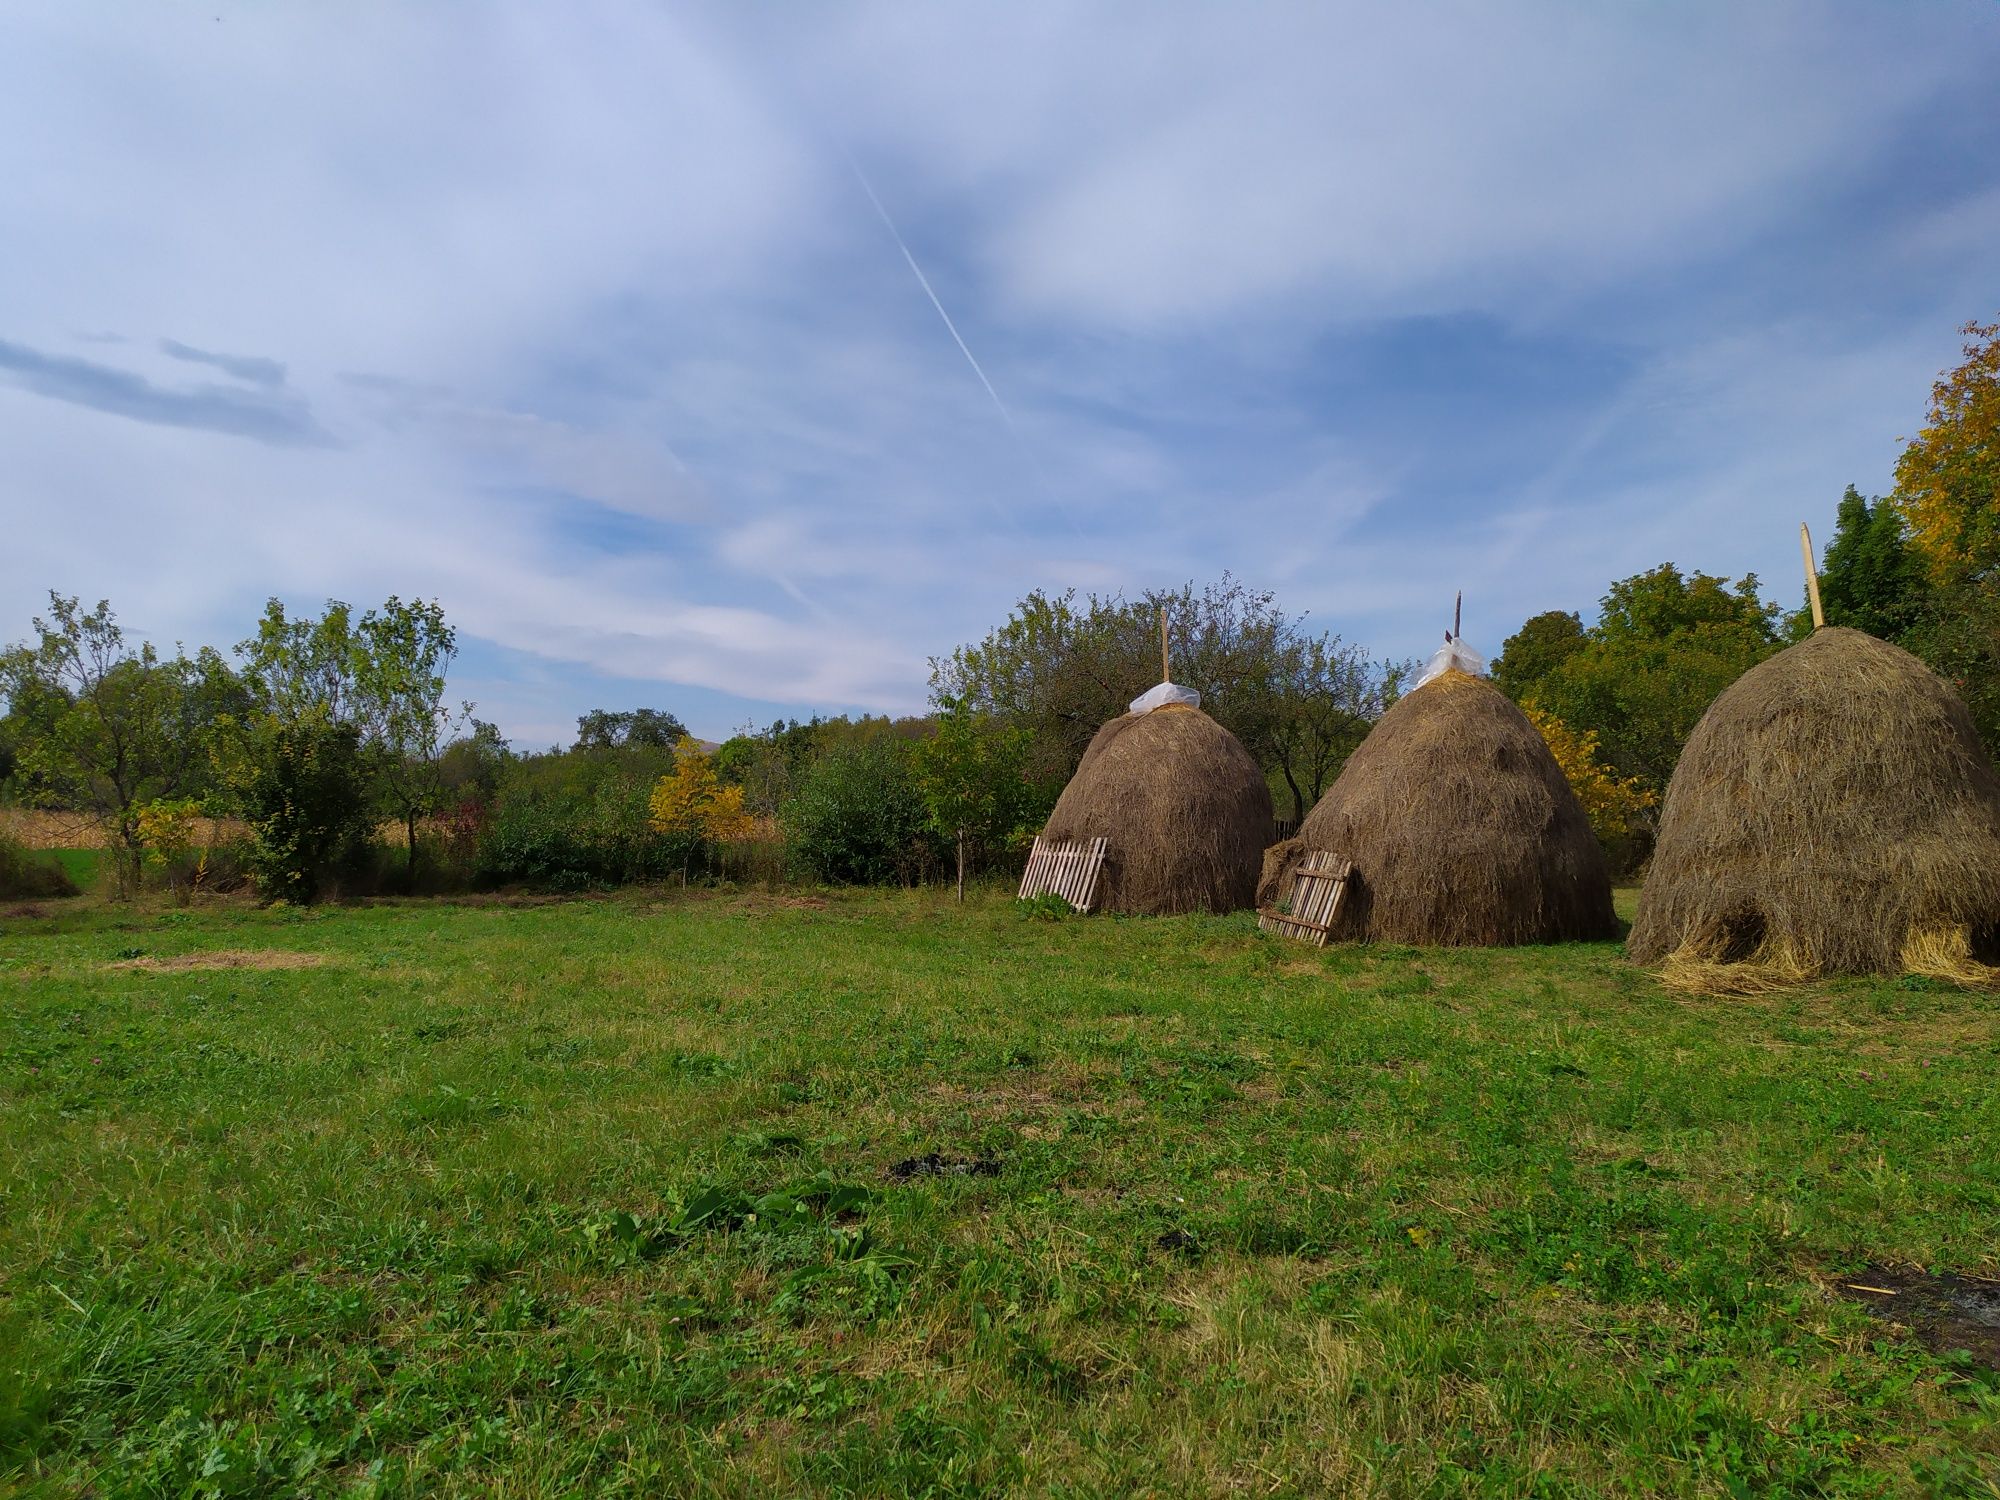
<box><xmin>1017</xmin><ymin>835</ymin><xmax>1109</xmax><ymax>914</ymax></box>
<box><xmin>1258</xmin><ymin>851</ymin><xmax>1353</xmax><ymax>946</ymax></box>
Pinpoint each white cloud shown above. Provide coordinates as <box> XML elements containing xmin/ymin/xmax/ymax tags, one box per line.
<box><xmin>2</xmin><ymin>0</ymin><xmax>1996</xmax><ymax>741</ymax></box>
<box><xmin>780</xmin><ymin>2</ymin><xmax>1978</xmax><ymax>327</ymax></box>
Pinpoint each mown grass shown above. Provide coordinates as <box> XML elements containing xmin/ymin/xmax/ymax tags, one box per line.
<box><xmin>1</xmin><ymin>888</ymin><xmax>1996</xmax><ymax>1496</ymax></box>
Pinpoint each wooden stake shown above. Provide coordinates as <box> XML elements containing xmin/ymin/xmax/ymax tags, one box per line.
<box><xmin>1800</xmin><ymin>523</ymin><xmax>1825</xmax><ymax>630</ymax></box>
<box><xmin>1453</xmin><ymin>591</ymin><xmax>1462</xmax><ymax>641</ymax></box>
<box><xmin>1159</xmin><ymin>605</ymin><xmax>1170</xmax><ymax>682</ymax></box>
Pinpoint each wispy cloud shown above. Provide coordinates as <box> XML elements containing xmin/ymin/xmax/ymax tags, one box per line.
<box><xmin>1</xmin><ymin>1</ymin><xmax>1996</xmax><ymax>740</ymax></box>
<box><xmin>0</xmin><ymin>338</ymin><xmax>334</xmax><ymax>448</ymax></box>
<box><xmin>160</xmin><ymin>338</ymin><xmax>286</xmax><ymax>388</ymax></box>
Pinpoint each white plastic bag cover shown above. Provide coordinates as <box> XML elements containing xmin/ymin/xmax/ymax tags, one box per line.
<box><xmin>1129</xmin><ymin>681</ymin><xmax>1202</xmax><ymax>715</ymax></box>
<box><xmin>1414</xmin><ymin>637</ymin><xmax>1486</xmax><ymax>690</ymax></box>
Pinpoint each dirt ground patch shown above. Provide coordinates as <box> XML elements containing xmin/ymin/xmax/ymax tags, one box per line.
<box><xmin>1837</xmin><ymin>1263</ymin><xmax>2000</xmax><ymax>1371</ymax></box>
<box><xmin>108</xmin><ymin>949</ymin><xmax>329</xmax><ymax>973</ymax></box>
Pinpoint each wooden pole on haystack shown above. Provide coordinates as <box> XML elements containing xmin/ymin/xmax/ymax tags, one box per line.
<box><xmin>1800</xmin><ymin>523</ymin><xmax>1825</xmax><ymax>630</ymax></box>
<box><xmin>1159</xmin><ymin>604</ymin><xmax>1170</xmax><ymax>682</ymax></box>
<box><xmin>1453</xmin><ymin>591</ymin><xmax>1462</xmax><ymax>641</ymax></box>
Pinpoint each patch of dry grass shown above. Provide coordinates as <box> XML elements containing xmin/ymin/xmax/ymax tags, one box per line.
<box><xmin>106</xmin><ymin>949</ymin><xmax>329</xmax><ymax>973</ymax></box>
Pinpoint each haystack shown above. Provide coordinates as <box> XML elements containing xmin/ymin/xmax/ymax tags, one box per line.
<box><xmin>1040</xmin><ymin>703</ymin><xmax>1272</xmax><ymax>915</ymax></box>
<box><xmin>1628</xmin><ymin>626</ymin><xmax>2000</xmax><ymax>989</ymax></box>
<box><xmin>1258</xmin><ymin>670</ymin><xmax>1616</xmax><ymax>945</ymax></box>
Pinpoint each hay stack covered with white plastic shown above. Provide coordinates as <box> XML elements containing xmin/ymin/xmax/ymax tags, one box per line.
<box><xmin>1040</xmin><ymin>677</ymin><xmax>1273</xmax><ymax>916</ymax></box>
<box><xmin>1259</xmin><ymin>637</ymin><xmax>1616</xmax><ymax>946</ymax></box>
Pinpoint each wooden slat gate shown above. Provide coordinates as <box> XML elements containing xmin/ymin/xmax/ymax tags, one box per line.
<box><xmin>1258</xmin><ymin>851</ymin><xmax>1353</xmax><ymax>946</ymax></box>
<box><xmin>1017</xmin><ymin>835</ymin><xmax>1109</xmax><ymax>914</ymax></box>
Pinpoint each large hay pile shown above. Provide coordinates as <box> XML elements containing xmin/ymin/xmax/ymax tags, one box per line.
<box><xmin>1040</xmin><ymin>704</ymin><xmax>1272</xmax><ymax>915</ymax></box>
<box><xmin>1258</xmin><ymin>670</ymin><xmax>1616</xmax><ymax>945</ymax></box>
<box><xmin>1628</xmin><ymin>627</ymin><xmax>2000</xmax><ymax>989</ymax></box>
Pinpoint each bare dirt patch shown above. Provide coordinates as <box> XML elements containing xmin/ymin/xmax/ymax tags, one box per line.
<box><xmin>109</xmin><ymin>949</ymin><xmax>329</xmax><ymax>973</ymax></box>
<box><xmin>1836</xmin><ymin>1264</ymin><xmax>2000</xmax><ymax>1371</ymax></box>
<box><xmin>885</xmin><ymin>1152</ymin><xmax>1001</xmax><ymax>1182</ymax></box>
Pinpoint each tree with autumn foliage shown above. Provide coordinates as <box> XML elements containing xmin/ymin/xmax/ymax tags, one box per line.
<box><xmin>649</xmin><ymin>736</ymin><xmax>754</xmax><ymax>881</ymax></box>
<box><xmin>1894</xmin><ymin>319</ymin><xmax>2000</xmax><ymax>579</ymax></box>
<box><xmin>1522</xmin><ymin>703</ymin><xmax>1654</xmax><ymax>855</ymax></box>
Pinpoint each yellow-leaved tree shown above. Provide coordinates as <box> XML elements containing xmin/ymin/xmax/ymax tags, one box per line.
<box><xmin>135</xmin><ymin>796</ymin><xmax>207</xmax><ymax>904</ymax></box>
<box><xmin>649</xmin><ymin>737</ymin><xmax>755</xmax><ymax>876</ymax></box>
<box><xmin>1523</xmin><ymin>704</ymin><xmax>1654</xmax><ymax>847</ymax></box>
<box><xmin>1894</xmin><ymin>318</ymin><xmax>2000</xmax><ymax>578</ymax></box>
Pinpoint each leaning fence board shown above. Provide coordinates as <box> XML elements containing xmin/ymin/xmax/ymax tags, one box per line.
<box><xmin>1017</xmin><ymin>835</ymin><xmax>1108</xmax><ymax>914</ymax></box>
<box><xmin>1258</xmin><ymin>851</ymin><xmax>1352</xmax><ymax>946</ymax></box>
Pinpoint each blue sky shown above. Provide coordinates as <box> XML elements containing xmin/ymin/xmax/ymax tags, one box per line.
<box><xmin>3</xmin><ymin>3</ymin><xmax>1997</xmax><ymax>747</ymax></box>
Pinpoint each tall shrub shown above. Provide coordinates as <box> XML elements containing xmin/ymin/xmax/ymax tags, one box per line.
<box><xmin>477</xmin><ymin>746</ymin><xmax>691</xmax><ymax>889</ymax></box>
<box><xmin>226</xmin><ymin>713</ymin><xmax>372</xmax><ymax>903</ymax></box>
<box><xmin>785</xmin><ymin>740</ymin><xmax>940</xmax><ymax>885</ymax></box>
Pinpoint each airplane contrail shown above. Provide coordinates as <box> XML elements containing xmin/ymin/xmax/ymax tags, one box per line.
<box><xmin>844</xmin><ymin>150</ymin><xmax>1083</xmax><ymax>539</ymax></box>
<box><xmin>846</xmin><ymin>155</ymin><xmax>1018</xmax><ymax>433</ymax></box>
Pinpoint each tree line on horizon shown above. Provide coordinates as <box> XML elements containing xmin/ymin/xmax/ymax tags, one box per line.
<box><xmin>4</xmin><ymin>318</ymin><xmax>1993</xmax><ymax>901</ymax></box>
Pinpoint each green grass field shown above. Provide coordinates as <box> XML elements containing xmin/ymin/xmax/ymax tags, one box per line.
<box><xmin>2</xmin><ymin>890</ymin><xmax>1996</xmax><ymax>1496</ymax></box>
<box><xmin>43</xmin><ymin>849</ymin><xmax>109</xmax><ymax>892</ymax></box>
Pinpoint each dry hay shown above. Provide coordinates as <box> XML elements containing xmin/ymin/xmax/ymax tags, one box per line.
<box><xmin>1040</xmin><ymin>703</ymin><xmax>1273</xmax><ymax>915</ymax></box>
<box><xmin>1</xmin><ymin>808</ymin><xmax>247</xmax><ymax>850</ymax></box>
<box><xmin>108</xmin><ymin>950</ymin><xmax>328</xmax><ymax>973</ymax></box>
<box><xmin>1258</xmin><ymin>670</ymin><xmax>1616</xmax><ymax>946</ymax></box>
<box><xmin>1629</xmin><ymin>626</ymin><xmax>2000</xmax><ymax>991</ymax></box>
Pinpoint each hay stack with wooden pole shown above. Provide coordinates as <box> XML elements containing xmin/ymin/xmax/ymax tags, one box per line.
<box><xmin>1258</xmin><ymin>615</ymin><xmax>1617</xmax><ymax>946</ymax></box>
<box><xmin>1037</xmin><ymin>608</ymin><xmax>1273</xmax><ymax>915</ymax></box>
<box><xmin>1629</xmin><ymin>527</ymin><xmax>2000</xmax><ymax>990</ymax></box>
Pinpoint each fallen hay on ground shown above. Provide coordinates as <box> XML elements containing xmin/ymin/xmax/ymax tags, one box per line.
<box><xmin>1629</xmin><ymin>626</ymin><xmax>2000</xmax><ymax>992</ymax></box>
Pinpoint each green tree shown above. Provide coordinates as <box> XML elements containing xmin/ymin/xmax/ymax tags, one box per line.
<box><xmin>232</xmin><ymin>596</ymin><xmax>471</xmax><ymax>892</ymax></box>
<box><xmin>0</xmin><ymin>594</ymin><xmax>242</xmax><ymax>895</ymax></box>
<box><xmin>932</xmin><ymin>574</ymin><xmax>1392</xmax><ymax>802</ymax></box>
<box><xmin>930</xmin><ymin>587</ymin><xmax>1133</xmax><ymax>785</ymax></box>
<box><xmin>1492</xmin><ymin>610</ymin><xmax>1586</xmax><ymax>704</ymax></box>
<box><xmin>0</xmin><ymin>708</ymin><xmax>20</xmax><ymax>789</ymax></box>
<box><xmin>575</xmin><ymin>708</ymin><xmax>690</xmax><ymax>752</ymax></box>
<box><xmin>1523</xmin><ymin>566</ymin><xmax>1781</xmax><ymax>799</ymax></box>
<box><xmin>913</xmin><ymin>696</ymin><xmax>1040</xmax><ymax>900</ymax></box>
<box><xmin>230</xmin><ymin>599</ymin><xmax>374</xmax><ymax>900</ymax></box>
<box><xmin>439</xmin><ymin>719</ymin><xmax>512</xmax><ymax>807</ymax></box>
<box><xmin>223</xmin><ymin>710</ymin><xmax>372</xmax><ymax>903</ymax></box>
<box><xmin>1797</xmin><ymin>487</ymin><xmax>1932</xmax><ymax>640</ymax></box>
<box><xmin>1262</xmin><ymin>632</ymin><xmax>1385</xmax><ymax>823</ymax></box>
<box><xmin>354</xmin><ymin>597</ymin><xmax>466</xmax><ymax>883</ymax></box>
<box><xmin>1901</xmin><ymin>576</ymin><xmax>2000</xmax><ymax>758</ymax></box>
<box><xmin>1861</xmin><ymin>318</ymin><xmax>2000</xmax><ymax>758</ymax></box>
<box><xmin>236</xmin><ymin>597</ymin><xmax>362</xmax><ymax>723</ymax></box>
